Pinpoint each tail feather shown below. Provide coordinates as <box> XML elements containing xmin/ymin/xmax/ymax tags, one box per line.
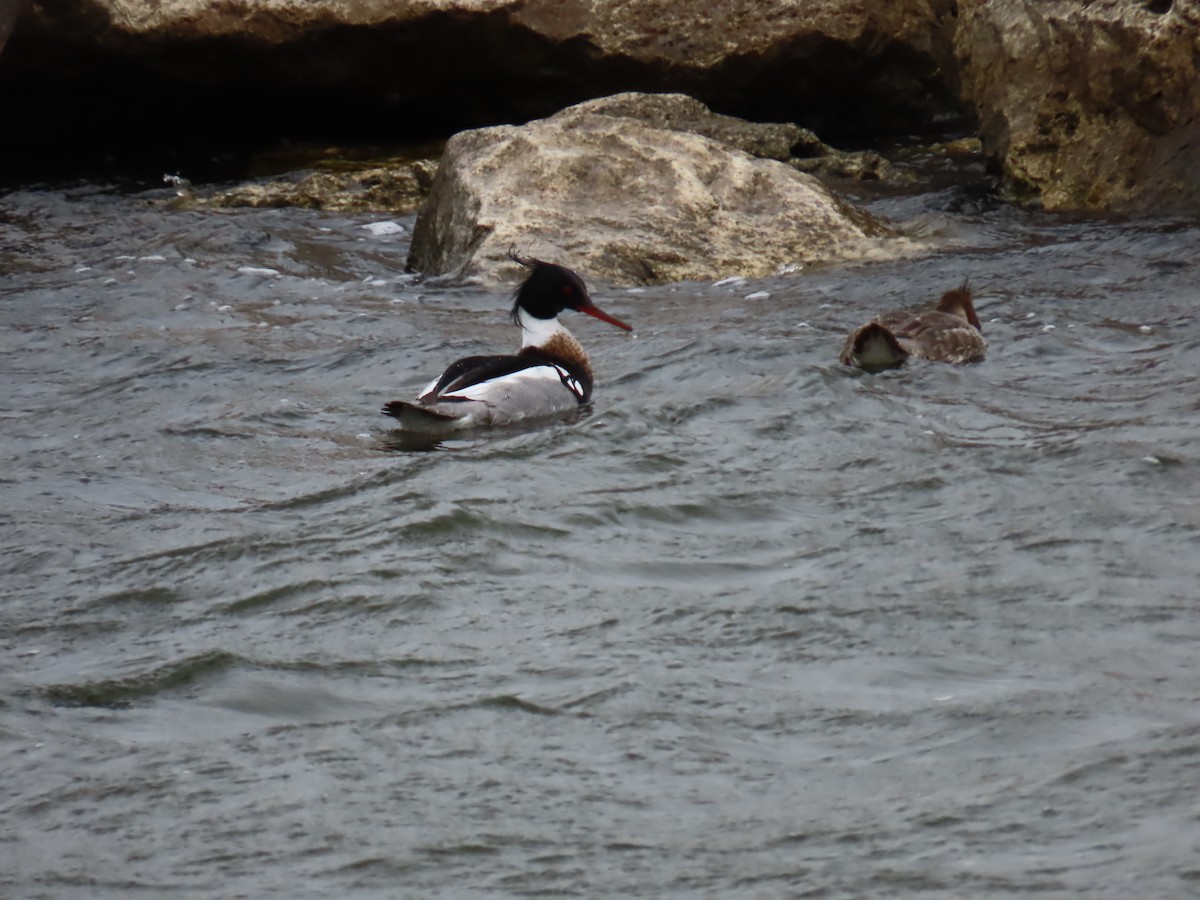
<box><xmin>382</xmin><ymin>400</ymin><xmax>462</xmax><ymax>426</ymax></box>
<box><xmin>841</xmin><ymin>322</ymin><xmax>909</xmax><ymax>370</ymax></box>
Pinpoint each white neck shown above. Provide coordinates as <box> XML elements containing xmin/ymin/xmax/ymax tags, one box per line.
<box><xmin>517</xmin><ymin>308</ymin><xmax>572</xmax><ymax>349</ymax></box>
<box><xmin>515</xmin><ymin>307</ymin><xmax>590</xmax><ymax>377</ymax></box>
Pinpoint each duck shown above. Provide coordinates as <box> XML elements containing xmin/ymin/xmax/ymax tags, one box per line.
<box><xmin>382</xmin><ymin>254</ymin><xmax>633</xmax><ymax>433</ymax></box>
<box><xmin>839</xmin><ymin>281</ymin><xmax>986</xmax><ymax>370</ymax></box>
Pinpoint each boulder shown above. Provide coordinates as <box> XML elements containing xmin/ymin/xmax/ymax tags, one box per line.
<box><xmin>177</xmin><ymin>93</ymin><xmax>898</xmax><ymax>215</ymax></box>
<box><xmin>0</xmin><ymin>0</ymin><xmax>30</xmax><ymax>56</ymax></box>
<box><xmin>17</xmin><ymin>0</ymin><xmax>1192</xmax><ymax>218</ymax></box>
<box><xmin>174</xmin><ymin>94</ymin><xmax>893</xmax><ymax>214</ymax></box>
<box><xmin>559</xmin><ymin>92</ymin><xmax>899</xmax><ymax>183</ymax></box>
<box><xmin>407</xmin><ymin>93</ymin><xmax>903</xmax><ymax>286</ymax></box>
<box><xmin>1</xmin><ymin>0</ymin><xmax>961</xmax><ymax>177</ymax></box>
<box><xmin>955</xmin><ymin>0</ymin><xmax>1200</xmax><ymax>214</ymax></box>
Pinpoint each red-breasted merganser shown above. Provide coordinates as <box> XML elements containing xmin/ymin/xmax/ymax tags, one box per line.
<box><xmin>840</xmin><ymin>281</ymin><xmax>986</xmax><ymax>370</ymax></box>
<box><xmin>382</xmin><ymin>254</ymin><xmax>632</xmax><ymax>433</ymax></box>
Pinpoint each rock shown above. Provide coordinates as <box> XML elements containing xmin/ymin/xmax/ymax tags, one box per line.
<box><xmin>1</xmin><ymin>0</ymin><xmax>962</xmax><ymax>178</ymax></box>
<box><xmin>956</xmin><ymin>0</ymin><xmax>1200</xmax><ymax>214</ymax></box>
<box><xmin>568</xmin><ymin>92</ymin><xmax>900</xmax><ymax>183</ymax></box>
<box><xmin>566</xmin><ymin>92</ymin><xmax>827</xmax><ymax>163</ymax></box>
<box><xmin>408</xmin><ymin>94</ymin><xmax>904</xmax><ymax>286</ymax></box>
<box><xmin>0</xmin><ymin>0</ymin><xmax>29</xmax><ymax>57</ymax></box>
<box><xmin>176</xmin><ymin>92</ymin><xmax>903</xmax><ymax>217</ymax></box>
<box><xmin>26</xmin><ymin>0</ymin><xmax>1195</xmax><ymax>218</ymax></box>
<box><xmin>7</xmin><ymin>1</ymin><xmax>957</xmax><ymax>128</ymax></box>
<box><xmin>188</xmin><ymin>157</ymin><xmax>438</xmax><ymax>213</ymax></box>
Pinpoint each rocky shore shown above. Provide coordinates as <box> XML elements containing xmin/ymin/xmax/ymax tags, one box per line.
<box><xmin>2</xmin><ymin>0</ymin><xmax>1195</xmax><ymax>282</ymax></box>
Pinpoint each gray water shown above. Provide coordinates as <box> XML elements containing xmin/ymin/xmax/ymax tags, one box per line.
<box><xmin>2</xmin><ymin>181</ymin><xmax>1199</xmax><ymax>899</ymax></box>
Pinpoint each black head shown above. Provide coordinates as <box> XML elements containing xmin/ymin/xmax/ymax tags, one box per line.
<box><xmin>509</xmin><ymin>252</ymin><xmax>591</xmax><ymax>322</ymax></box>
<box><xmin>508</xmin><ymin>252</ymin><xmax>633</xmax><ymax>331</ymax></box>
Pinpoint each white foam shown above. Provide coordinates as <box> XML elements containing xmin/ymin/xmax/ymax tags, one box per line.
<box><xmin>361</xmin><ymin>221</ymin><xmax>406</xmax><ymax>237</ymax></box>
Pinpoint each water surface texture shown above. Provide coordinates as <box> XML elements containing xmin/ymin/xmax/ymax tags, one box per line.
<box><xmin>2</xmin><ymin>182</ymin><xmax>1199</xmax><ymax>898</ymax></box>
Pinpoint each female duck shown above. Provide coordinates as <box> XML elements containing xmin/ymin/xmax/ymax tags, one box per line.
<box><xmin>840</xmin><ymin>281</ymin><xmax>986</xmax><ymax>370</ymax></box>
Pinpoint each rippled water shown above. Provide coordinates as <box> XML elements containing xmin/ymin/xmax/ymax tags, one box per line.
<box><xmin>2</xmin><ymin>181</ymin><xmax>1199</xmax><ymax>898</ymax></box>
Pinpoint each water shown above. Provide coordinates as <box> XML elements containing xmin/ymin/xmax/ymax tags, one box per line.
<box><xmin>2</xmin><ymin>180</ymin><xmax>1199</xmax><ymax>898</ymax></box>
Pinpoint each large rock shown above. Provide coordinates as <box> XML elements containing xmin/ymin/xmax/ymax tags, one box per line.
<box><xmin>13</xmin><ymin>0</ymin><xmax>1192</xmax><ymax>217</ymax></box>
<box><xmin>1</xmin><ymin>0</ymin><xmax>960</xmax><ymax>178</ymax></box>
<box><xmin>557</xmin><ymin>91</ymin><xmax>897</xmax><ymax>183</ymax></box>
<box><xmin>956</xmin><ymin>0</ymin><xmax>1200</xmax><ymax>213</ymax></box>
<box><xmin>177</xmin><ymin>93</ymin><xmax>895</xmax><ymax>215</ymax></box>
<box><xmin>7</xmin><ymin>1</ymin><xmax>957</xmax><ymax>127</ymax></box>
<box><xmin>408</xmin><ymin>93</ymin><xmax>902</xmax><ymax>286</ymax></box>
<box><xmin>0</xmin><ymin>0</ymin><xmax>30</xmax><ymax>56</ymax></box>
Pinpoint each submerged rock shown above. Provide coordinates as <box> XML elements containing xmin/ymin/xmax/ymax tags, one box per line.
<box><xmin>956</xmin><ymin>0</ymin><xmax>1200</xmax><ymax>214</ymax></box>
<box><xmin>189</xmin><ymin>157</ymin><xmax>438</xmax><ymax>213</ymax></box>
<box><xmin>408</xmin><ymin>94</ymin><xmax>904</xmax><ymax>286</ymax></box>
